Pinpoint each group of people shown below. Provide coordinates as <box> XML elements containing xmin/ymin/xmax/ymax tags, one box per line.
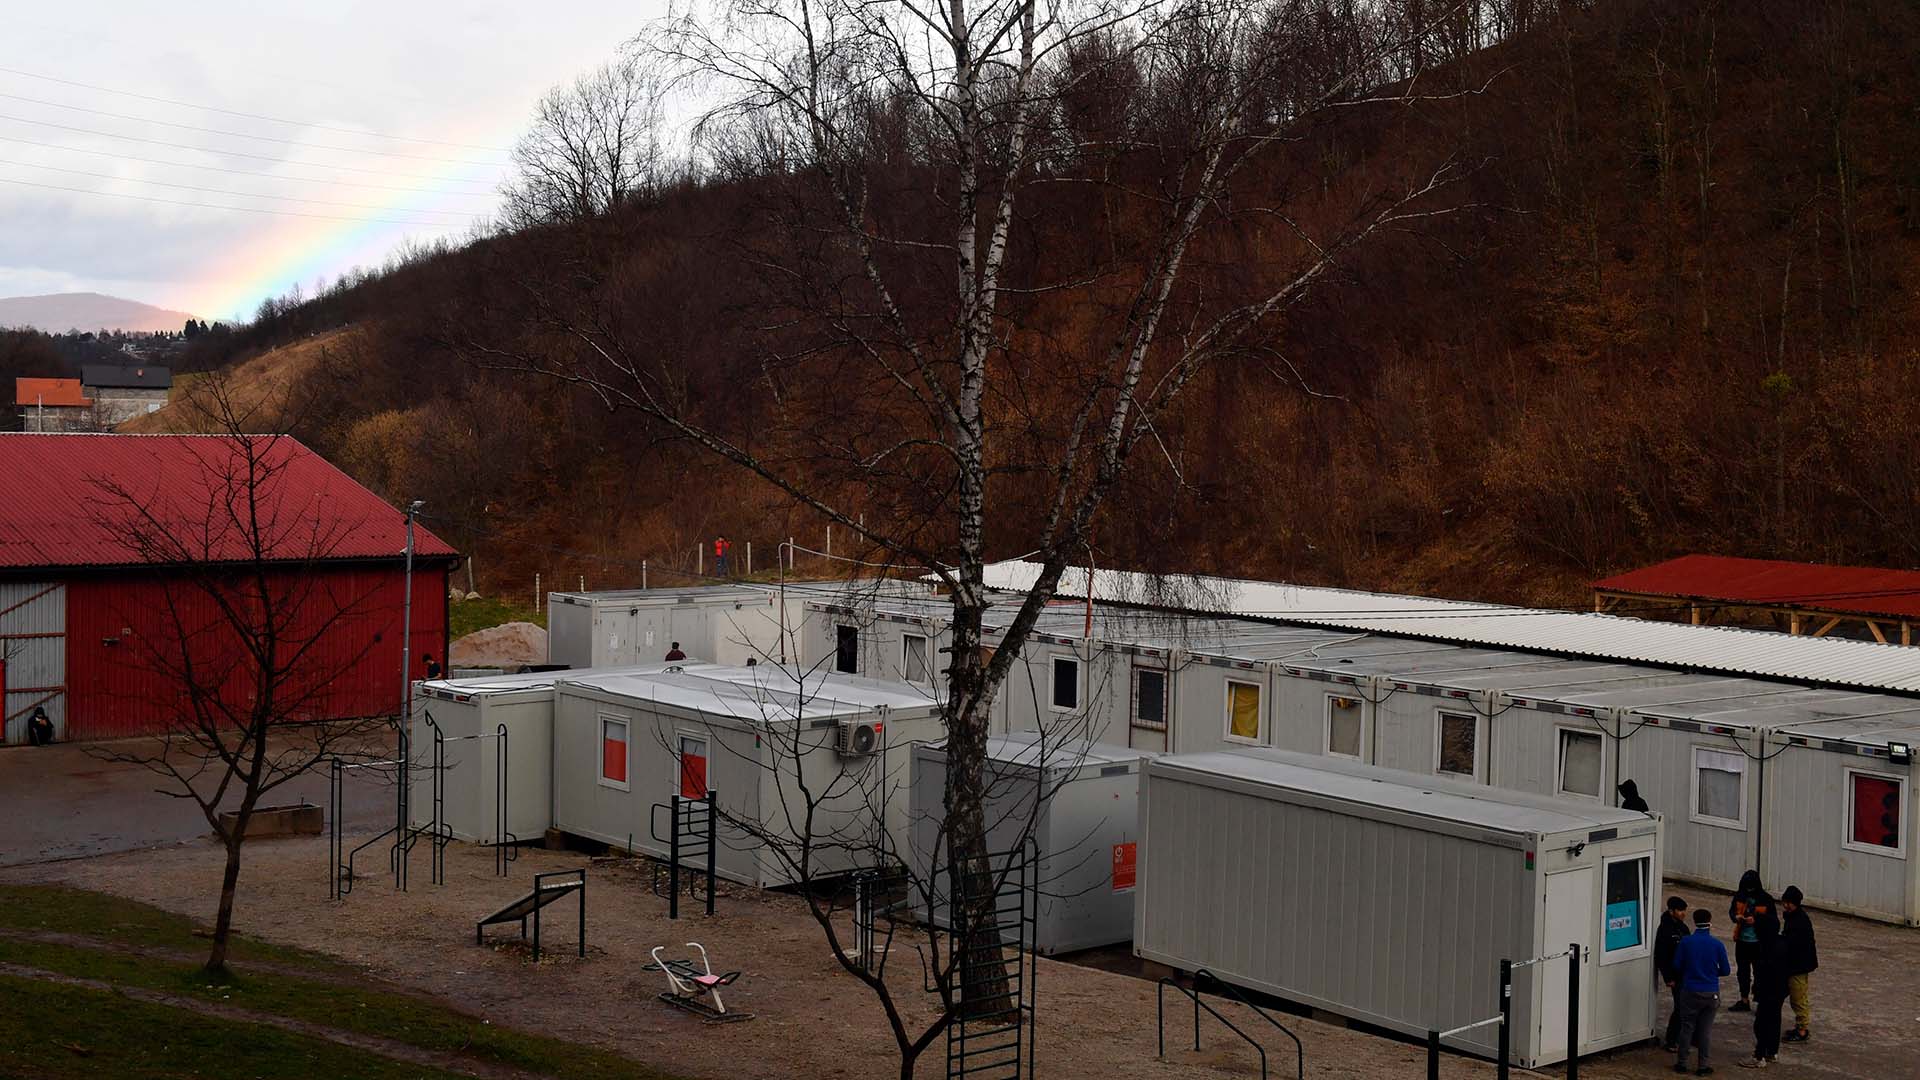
<box><xmin>1654</xmin><ymin>870</ymin><xmax>1818</xmax><ymax>1074</ymax></box>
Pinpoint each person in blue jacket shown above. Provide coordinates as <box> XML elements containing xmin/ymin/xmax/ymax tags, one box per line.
<box><xmin>1672</xmin><ymin>907</ymin><xmax>1731</xmax><ymax>1076</ymax></box>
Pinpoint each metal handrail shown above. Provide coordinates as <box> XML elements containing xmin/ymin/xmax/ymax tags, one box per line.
<box><xmin>1157</xmin><ymin>977</ymin><xmax>1268</xmax><ymax>1080</ymax></box>
<box><xmin>1192</xmin><ymin>969</ymin><xmax>1304</xmax><ymax>1079</ymax></box>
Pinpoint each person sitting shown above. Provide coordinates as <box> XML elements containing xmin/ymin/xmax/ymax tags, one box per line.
<box><xmin>26</xmin><ymin>706</ymin><xmax>55</xmax><ymax>746</ymax></box>
<box><xmin>664</xmin><ymin>641</ymin><xmax>687</xmax><ymax>662</ymax></box>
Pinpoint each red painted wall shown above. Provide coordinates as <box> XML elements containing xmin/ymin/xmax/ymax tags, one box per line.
<box><xmin>63</xmin><ymin>564</ymin><xmax>448</xmax><ymax>740</ymax></box>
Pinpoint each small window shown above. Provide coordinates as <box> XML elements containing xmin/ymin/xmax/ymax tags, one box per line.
<box><xmin>678</xmin><ymin>734</ymin><xmax>709</xmax><ymax>799</ymax></box>
<box><xmin>1326</xmin><ymin>695</ymin><xmax>1363</xmax><ymax>758</ymax></box>
<box><xmin>1845</xmin><ymin>769</ymin><xmax>1905</xmax><ymax>858</ymax></box>
<box><xmin>1601</xmin><ymin>856</ymin><xmax>1650</xmax><ymax>962</ymax></box>
<box><xmin>1225</xmin><ymin>680</ymin><xmax>1262</xmax><ymax>743</ymax></box>
<box><xmin>1051</xmin><ymin>657</ymin><xmax>1079</xmax><ymax>711</ymax></box>
<box><xmin>1557</xmin><ymin>729</ymin><xmax>1604</xmax><ymax>799</ymax></box>
<box><xmin>600</xmin><ymin>716</ymin><xmax>629</xmax><ymax>789</ymax></box>
<box><xmin>1436</xmin><ymin>711</ymin><xmax>1479</xmax><ymax>779</ymax></box>
<box><xmin>1132</xmin><ymin>669</ymin><xmax>1167</xmax><ymax>730</ymax></box>
<box><xmin>1691</xmin><ymin>747</ymin><xmax>1746</xmax><ymax>829</ymax></box>
<box><xmin>835</xmin><ymin>625</ymin><xmax>858</xmax><ymax>674</ymax></box>
<box><xmin>902</xmin><ymin>633</ymin><xmax>931</xmax><ymax>684</ymax></box>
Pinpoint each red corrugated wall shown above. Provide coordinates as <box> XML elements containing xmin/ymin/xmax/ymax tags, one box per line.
<box><xmin>63</xmin><ymin>564</ymin><xmax>448</xmax><ymax>740</ymax></box>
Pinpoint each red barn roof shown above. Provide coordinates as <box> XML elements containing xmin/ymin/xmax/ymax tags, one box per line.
<box><xmin>0</xmin><ymin>433</ymin><xmax>456</xmax><ymax>570</ymax></box>
<box><xmin>15</xmin><ymin>377</ymin><xmax>92</xmax><ymax>408</ymax></box>
<box><xmin>1593</xmin><ymin>554</ymin><xmax>1920</xmax><ymax>621</ymax></box>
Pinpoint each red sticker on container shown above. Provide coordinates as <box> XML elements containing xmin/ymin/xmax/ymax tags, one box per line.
<box><xmin>1112</xmin><ymin>842</ymin><xmax>1137</xmax><ymax>893</ymax></box>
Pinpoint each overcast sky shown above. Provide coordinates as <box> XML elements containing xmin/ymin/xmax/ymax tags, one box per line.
<box><xmin>2</xmin><ymin>2</ymin><xmax>668</xmax><ymax>321</ymax></box>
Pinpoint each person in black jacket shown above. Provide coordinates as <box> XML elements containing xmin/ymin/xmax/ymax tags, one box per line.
<box><xmin>1617</xmin><ymin>779</ymin><xmax>1650</xmax><ymax>812</ymax></box>
<box><xmin>1779</xmin><ymin>886</ymin><xmax>1817</xmax><ymax>1043</ymax></box>
<box><xmin>1654</xmin><ymin>895</ymin><xmax>1692</xmax><ymax>1052</ymax></box>
<box><xmin>26</xmin><ymin>706</ymin><xmax>55</xmax><ymax>746</ymax></box>
<box><xmin>1728</xmin><ymin>869</ymin><xmax>1775</xmax><ymax>1010</ymax></box>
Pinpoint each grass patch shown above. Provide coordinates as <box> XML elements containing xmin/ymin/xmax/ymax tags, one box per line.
<box><xmin>0</xmin><ymin>974</ymin><xmax>473</xmax><ymax>1080</ymax></box>
<box><xmin>0</xmin><ymin>885</ymin><xmax>678</xmax><ymax>1080</ymax></box>
<box><xmin>450</xmin><ymin>595</ymin><xmax>546</xmax><ymax>639</ymax></box>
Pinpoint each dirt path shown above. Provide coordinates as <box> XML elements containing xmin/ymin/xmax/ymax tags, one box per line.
<box><xmin>0</xmin><ymin>960</ymin><xmax>548</xmax><ymax>1080</ymax></box>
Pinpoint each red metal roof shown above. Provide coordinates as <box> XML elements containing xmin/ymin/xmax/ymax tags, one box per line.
<box><xmin>1593</xmin><ymin>554</ymin><xmax>1920</xmax><ymax>620</ymax></box>
<box><xmin>15</xmin><ymin>378</ymin><xmax>91</xmax><ymax>408</ymax></box>
<box><xmin>0</xmin><ymin>433</ymin><xmax>456</xmax><ymax>570</ymax></box>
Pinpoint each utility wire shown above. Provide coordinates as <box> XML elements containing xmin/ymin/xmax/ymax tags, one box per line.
<box><xmin>0</xmin><ymin>114</ymin><xmax>501</xmax><ymax>186</ymax></box>
<box><xmin>0</xmin><ymin>91</ymin><xmax>507</xmax><ymax>167</ymax></box>
<box><xmin>0</xmin><ymin>134</ymin><xmax>499</xmax><ymax>200</ymax></box>
<box><xmin>2</xmin><ymin>160</ymin><xmax>478</xmax><ymax>216</ymax></box>
<box><xmin>0</xmin><ymin>65</ymin><xmax>512</xmax><ymax>153</ymax></box>
<box><xmin>0</xmin><ymin>175</ymin><xmax>474</xmax><ymax>228</ymax></box>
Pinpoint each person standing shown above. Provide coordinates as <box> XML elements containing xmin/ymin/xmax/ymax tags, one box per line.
<box><xmin>713</xmin><ymin>535</ymin><xmax>731</xmax><ymax>578</ymax></box>
<box><xmin>1778</xmin><ymin>886</ymin><xmax>1817</xmax><ymax>1043</ymax></box>
<box><xmin>422</xmin><ymin>652</ymin><xmax>442</xmax><ymax>680</ymax></box>
<box><xmin>1728</xmin><ymin>870</ymin><xmax>1772</xmax><ymax>1011</ymax></box>
<box><xmin>663</xmin><ymin>641</ymin><xmax>687</xmax><ymax>662</ymax></box>
<box><xmin>1655</xmin><ymin>895</ymin><xmax>1693</xmax><ymax>1052</ymax></box>
<box><xmin>1672</xmin><ymin>907</ymin><xmax>1730</xmax><ymax>1076</ymax></box>
<box><xmin>26</xmin><ymin>705</ymin><xmax>55</xmax><ymax>746</ymax></box>
<box><xmin>1743</xmin><ymin>921</ymin><xmax>1789</xmax><ymax>1069</ymax></box>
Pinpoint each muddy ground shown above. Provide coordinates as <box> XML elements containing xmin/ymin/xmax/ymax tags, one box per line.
<box><xmin>5</xmin><ymin>832</ymin><xmax>1911</xmax><ymax>1080</ymax></box>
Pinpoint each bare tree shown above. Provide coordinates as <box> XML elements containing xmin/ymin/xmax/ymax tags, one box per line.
<box><xmin>503</xmin><ymin>57</ymin><xmax>669</xmax><ymax>226</ymax></box>
<box><xmin>85</xmin><ymin>382</ymin><xmax>394</xmax><ymax>974</ymax></box>
<box><xmin>473</xmin><ymin>0</ymin><xmax>1479</xmax><ymax>1063</ymax></box>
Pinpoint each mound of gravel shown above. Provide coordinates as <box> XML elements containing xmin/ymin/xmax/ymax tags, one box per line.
<box><xmin>449</xmin><ymin>621</ymin><xmax>548</xmax><ymax>669</ymax></box>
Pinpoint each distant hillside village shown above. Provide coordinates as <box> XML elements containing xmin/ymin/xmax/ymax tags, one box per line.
<box><xmin>1</xmin><ymin>322</ymin><xmax>223</xmax><ymax>431</ymax></box>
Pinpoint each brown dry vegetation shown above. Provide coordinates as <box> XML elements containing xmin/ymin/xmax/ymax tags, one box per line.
<box><xmin>168</xmin><ymin>0</ymin><xmax>1920</xmax><ymax>607</ymax></box>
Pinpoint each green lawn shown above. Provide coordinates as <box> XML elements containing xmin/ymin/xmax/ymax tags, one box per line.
<box><xmin>0</xmin><ymin>885</ymin><xmax>679</xmax><ymax>1080</ymax></box>
<box><xmin>449</xmin><ymin>595</ymin><xmax>547</xmax><ymax>639</ymax></box>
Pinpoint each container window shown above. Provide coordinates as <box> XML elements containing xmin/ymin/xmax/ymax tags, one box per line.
<box><xmin>835</xmin><ymin>626</ymin><xmax>859</xmax><ymax>674</ymax></box>
<box><xmin>1602</xmin><ymin>856</ymin><xmax>1650</xmax><ymax>962</ymax></box>
<box><xmin>600</xmin><ymin>716</ymin><xmax>629</xmax><ymax>788</ymax></box>
<box><xmin>678</xmin><ymin>734</ymin><xmax>709</xmax><ymax>799</ymax></box>
<box><xmin>902</xmin><ymin>633</ymin><xmax>931</xmax><ymax>684</ymax></box>
<box><xmin>1326</xmin><ymin>695</ymin><xmax>1362</xmax><ymax>758</ymax></box>
<box><xmin>1132</xmin><ymin>669</ymin><xmax>1167</xmax><ymax>730</ymax></box>
<box><xmin>1225</xmin><ymin>681</ymin><xmax>1262</xmax><ymax>743</ymax></box>
<box><xmin>1051</xmin><ymin>657</ymin><xmax>1079</xmax><ymax>711</ymax></box>
<box><xmin>1844</xmin><ymin>770</ymin><xmax>1905</xmax><ymax>858</ymax></box>
<box><xmin>1436</xmin><ymin>711</ymin><xmax>1479</xmax><ymax>779</ymax></box>
<box><xmin>1557</xmin><ymin>729</ymin><xmax>1604</xmax><ymax>799</ymax></box>
<box><xmin>1691</xmin><ymin>747</ymin><xmax>1746</xmax><ymax>828</ymax></box>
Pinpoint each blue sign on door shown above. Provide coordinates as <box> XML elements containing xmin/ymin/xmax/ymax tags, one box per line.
<box><xmin>1604</xmin><ymin>900</ymin><xmax>1642</xmax><ymax>951</ymax></box>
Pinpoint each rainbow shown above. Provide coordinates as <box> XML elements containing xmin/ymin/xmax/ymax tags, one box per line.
<box><xmin>197</xmin><ymin>116</ymin><xmax>521</xmax><ymax>321</ymax></box>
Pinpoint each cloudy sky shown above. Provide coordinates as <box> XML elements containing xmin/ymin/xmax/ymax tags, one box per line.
<box><xmin>2</xmin><ymin>2</ymin><xmax>666</xmax><ymax>321</ymax></box>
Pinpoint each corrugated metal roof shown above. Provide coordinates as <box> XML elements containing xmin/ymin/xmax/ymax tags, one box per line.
<box><xmin>0</xmin><ymin>433</ymin><xmax>456</xmax><ymax>569</ymax></box>
<box><xmin>1593</xmin><ymin>553</ymin><xmax>1920</xmax><ymax>620</ymax></box>
<box><xmin>558</xmin><ymin>663</ymin><xmax>941</xmax><ymax>721</ymax></box>
<box><xmin>979</xmin><ymin>561</ymin><xmax>1920</xmax><ymax>695</ymax></box>
<box><xmin>14</xmin><ymin>378</ymin><xmax>90</xmax><ymax>407</ymax></box>
<box><xmin>1151</xmin><ymin>749</ymin><xmax>1651</xmax><ymax>836</ymax></box>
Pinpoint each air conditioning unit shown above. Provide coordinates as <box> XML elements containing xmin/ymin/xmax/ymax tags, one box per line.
<box><xmin>836</xmin><ymin>716</ymin><xmax>884</xmax><ymax>756</ymax></box>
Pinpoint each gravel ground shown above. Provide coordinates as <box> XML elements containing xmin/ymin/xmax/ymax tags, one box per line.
<box><xmin>5</xmin><ymin>836</ymin><xmax>1911</xmax><ymax>1079</ymax></box>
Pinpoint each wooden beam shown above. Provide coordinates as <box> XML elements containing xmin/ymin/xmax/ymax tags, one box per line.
<box><xmin>1810</xmin><ymin>616</ymin><xmax>1842</xmax><ymax>638</ymax></box>
<box><xmin>1866</xmin><ymin>619</ymin><xmax>1888</xmax><ymax>645</ymax></box>
<box><xmin>1905</xmin><ymin>621</ymin><xmax>1913</xmax><ymax>647</ymax></box>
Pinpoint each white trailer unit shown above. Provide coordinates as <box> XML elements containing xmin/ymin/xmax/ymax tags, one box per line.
<box><xmin>546</xmin><ymin>586</ymin><xmax>783</xmax><ymax>668</ymax></box>
<box><xmin>409</xmin><ymin>666</ymin><xmax>678</xmax><ymax>845</ymax></box>
<box><xmin>1137</xmin><ymin>749</ymin><xmax>1662</xmax><ymax>1068</ymax></box>
<box><xmin>552</xmin><ymin>665</ymin><xmax>945</xmax><ymax>887</ymax></box>
<box><xmin>909</xmin><ymin>734</ymin><xmax>1153</xmax><ymax>954</ymax></box>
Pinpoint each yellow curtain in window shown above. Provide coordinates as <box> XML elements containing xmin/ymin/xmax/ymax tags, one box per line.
<box><xmin>1229</xmin><ymin>682</ymin><xmax>1261</xmax><ymax>740</ymax></box>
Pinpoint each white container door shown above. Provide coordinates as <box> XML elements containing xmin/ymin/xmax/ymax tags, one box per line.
<box><xmin>1538</xmin><ymin>867</ymin><xmax>1593</xmax><ymax>1061</ymax></box>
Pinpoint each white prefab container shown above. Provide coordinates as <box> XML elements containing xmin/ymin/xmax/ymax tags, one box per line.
<box><xmin>552</xmin><ymin>665</ymin><xmax>945</xmax><ymax>887</ymax></box>
<box><xmin>546</xmin><ymin>586</ymin><xmax>783</xmax><ymax>668</ymax></box>
<box><xmin>409</xmin><ymin>666</ymin><xmax>678</xmax><ymax>845</ymax></box>
<box><xmin>909</xmin><ymin>734</ymin><xmax>1153</xmax><ymax>955</ymax></box>
<box><xmin>1137</xmin><ymin>750</ymin><xmax>1663</xmax><ymax>1068</ymax></box>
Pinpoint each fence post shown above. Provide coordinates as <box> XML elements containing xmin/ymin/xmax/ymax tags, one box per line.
<box><xmin>1426</xmin><ymin>1029</ymin><xmax>1440</xmax><ymax>1080</ymax></box>
<box><xmin>1566</xmin><ymin>942</ymin><xmax>1581</xmax><ymax>1080</ymax></box>
<box><xmin>747</xmin><ymin>541</ymin><xmax>753</xmax><ymax>576</ymax></box>
<box><xmin>698</xmin><ymin>544</ymin><xmax>704</xmax><ymax>576</ymax></box>
<box><xmin>1497</xmin><ymin>958</ymin><xmax>1512</xmax><ymax>1080</ymax></box>
<box><xmin>642</xmin><ymin>560</ymin><xmax>647</xmax><ymax>590</ymax></box>
<box><xmin>826</xmin><ymin>524</ymin><xmax>832</xmax><ymax>558</ymax></box>
<box><xmin>704</xmin><ymin>789</ymin><xmax>716</xmax><ymax>916</ymax></box>
<box><xmin>669</xmin><ymin>795</ymin><xmax>681</xmax><ymax>920</ymax></box>
<box><xmin>534</xmin><ymin>572</ymin><xmax>540</xmax><ymax>611</ymax></box>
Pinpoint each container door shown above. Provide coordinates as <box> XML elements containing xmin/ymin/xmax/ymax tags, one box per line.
<box><xmin>1539</xmin><ymin>867</ymin><xmax>1593</xmax><ymax>1061</ymax></box>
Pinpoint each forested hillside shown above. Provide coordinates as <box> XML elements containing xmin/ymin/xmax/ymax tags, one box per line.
<box><xmin>169</xmin><ymin>0</ymin><xmax>1920</xmax><ymax>607</ymax></box>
